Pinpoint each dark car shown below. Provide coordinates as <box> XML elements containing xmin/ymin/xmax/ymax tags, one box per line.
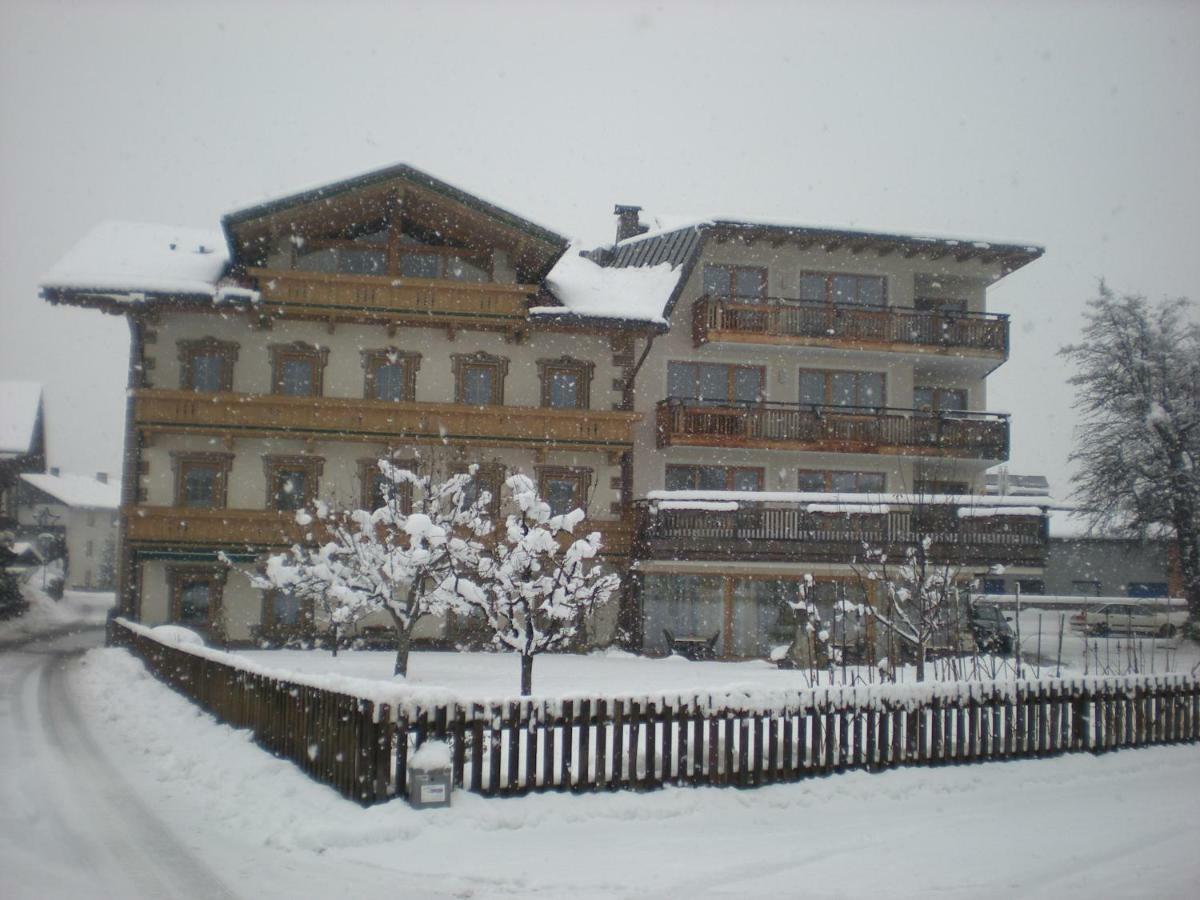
<box><xmin>969</xmin><ymin>603</ymin><xmax>1013</xmax><ymax>654</ymax></box>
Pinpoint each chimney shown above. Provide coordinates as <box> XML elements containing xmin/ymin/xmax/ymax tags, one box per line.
<box><xmin>49</xmin><ymin>466</ymin><xmax>60</xmax><ymax>477</ymax></box>
<box><xmin>614</xmin><ymin>205</ymin><xmax>648</xmax><ymax>243</ymax></box>
<box><xmin>96</xmin><ymin>472</ymin><xmax>108</xmax><ymax>484</ymax></box>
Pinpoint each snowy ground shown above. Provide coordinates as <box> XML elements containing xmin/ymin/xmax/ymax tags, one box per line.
<box><xmin>2</xmin><ymin>635</ymin><xmax>1194</xmax><ymax>899</ymax></box>
<box><xmin>0</xmin><ymin>567</ymin><xmax>113</xmax><ymax>646</ymax></box>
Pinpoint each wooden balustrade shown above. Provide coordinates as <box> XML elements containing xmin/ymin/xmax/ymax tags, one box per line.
<box><xmin>125</xmin><ymin>505</ymin><xmax>634</xmax><ymax>558</ymax></box>
<box><xmin>656</xmin><ymin>399</ymin><xmax>1009</xmax><ymax>460</ymax></box>
<box><xmin>134</xmin><ymin>389</ymin><xmax>640</xmax><ymax>451</ymax></box>
<box><xmin>692</xmin><ymin>296</ymin><xmax>1009</xmax><ymax>357</ymax></box>
<box><xmin>634</xmin><ymin>503</ymin><xmax>1047</xmax><ymax>566</ymax></box>
<box><xmin>248</xmin><ymin>268</ymin><xmax>535</xmax><ymax>330</ymax></box>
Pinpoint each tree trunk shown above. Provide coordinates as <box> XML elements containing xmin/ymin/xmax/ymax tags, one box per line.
<box><xmin>520</xmin><ymin>654</ymin><xmax>534</xmax><ymax>696</ymax></box>
<box><xmin>916</xmin><ymin>641</ymin><xmax>926</xmax><ymax>682</ymax></box>
<box><xmin>388</xmin><ymin>610</ymin><xmax>414</xmax><ymax>678</ymax></box>
<box><xmin>331</xmin><ymin>622</ymin><xmax>339</xmax><ymax>657</ymax></box>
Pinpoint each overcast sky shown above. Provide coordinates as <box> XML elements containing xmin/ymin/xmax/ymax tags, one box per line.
<box><xmin>2</xmin><ymin>0</ymin><xmax>1197</xmax><ymax>497</ymax></box>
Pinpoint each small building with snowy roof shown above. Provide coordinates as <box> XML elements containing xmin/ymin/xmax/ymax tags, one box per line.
<box><xmin>0</xmin><ymin>381</ymin><xmax>46</xmax><ymax>531</ymax></box>
<box><xmin>18</xmin><ymin>470</ymin><xmax>121</xmax><ymax>591</ymax></box>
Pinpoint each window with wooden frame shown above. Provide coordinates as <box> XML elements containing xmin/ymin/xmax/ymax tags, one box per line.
<box><xmin>398</xmin><ymin>247</ymin><xmax>489</xmax><ymax>283</ymax></box>
<box><xmin>172</xmin><ymin>452</ymin><xmax>233</xmax><ymax>509</ymax></box>
<box><xmin>667</xmin><ymin>361</ymin><xmax>764</xmax><ymax>406</ymax></box>
<box><xmin>797</xmin><ymin>470</ymin><xmax>886</xmax><ymax>493</ymax></box>
<box><xmin>269</xmin><ymin>342</ymin><xmax>329</xmax><ymax>397</ymax></box>
<box><xmin>177</xmin><ymin>338</ymin><xmax>238</xmax><ymax>393</ymax></box>
<box><xmin>263</xmin><ymin>455</ymin><xmax>323</xmax><ymax>511</ymax></box>
<box><xmin>537</xmin><ymin>466</ymin><xmax>593</xmax><ymax>517</ymax></box>
<box><xmin>262</xmin><ymin>588</ymin><xmax>313</xmax><ymax>632</ymax></box>
<box><xmin>452</xmin><ymin>352</ymin><xmax>509</xmax><ymax>406</ymax></box>
<box><xmin>798</xmin><ymin>369</ymin><xmax>886</xmax><ymax>409</ymax></box>
<box><xmin>665</xmin><ymin>465</ymin><xmax>763</xmax><ymax>492</ymax></box>
<box><xmin>913</xmin><ymin>386</ymin><xmax>967</xmax><ymax>414</ymax></box>
<box><xmin>913</xmin><ymin>479</ymin><xmax>969</xmax><ymax>496</ymax></box>
<box><xmin>358</xmin><ymin>457</ymin><xmax>415</xmax><ymax>512</ymax></box>
<box><xmin>168</xmin><ymin>566</ymin><xmax>226</xmax><ymax>631</ymax></box>
<box><xmin>362</xmin><ymin>349</ymin><xmax>421</xmax><ymax>402</ymax></box>
<box><xmin>915</xmin><ymin>296</ymin><xmax>967</xmax><ymax>315</ymax></box>
<box><xmin>798</xmin><ymin>272</ymin><xmax>886</xmax><ymax>308</ymax></box>
<box><xmin>453</xmin><ymin>462</ymin><xmax>505</xmax><ymax>521</ymax></box>
<box><xmin>702</xmin><ymin>264</ymin><xmax>768</xmax><ymax>301</ymax></box>
<box><xmin>537</xmin><ymin>356</ymin><xmax>594</xmax><ymax>410</ymax></box>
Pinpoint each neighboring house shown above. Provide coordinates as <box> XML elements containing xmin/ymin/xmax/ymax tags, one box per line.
<box><xmin>18</xmin><ymin>471</ymin><xmax>121</xmax><ymax>590</ymax></box>
<box><xmin>40</xmin><ymin>162</ymin><xmax>1047</xmax><ymax>655</ymax></box>
<box><xmin>0</xmin><ymin>381</ymin><xmax>46</xmax><ymax>530</ymax></box>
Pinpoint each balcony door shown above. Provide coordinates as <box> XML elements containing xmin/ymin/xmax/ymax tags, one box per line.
<box><xmin>668</xmin><ymin>362</ymin><xmax>764</xmax><ymax>406</ymax></box>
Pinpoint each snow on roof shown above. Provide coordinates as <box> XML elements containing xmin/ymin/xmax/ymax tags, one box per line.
<box><xmin>645</xmin><ymin>490</ymin><xmax>1057</xmax><ymax>508</ymax></box>
<box><xmin>617</xmin><ymin>213</ymin><xmax>1043</xmax><ymax>257</ymax></box>
<box><xmin>41</xmin><ymin>220</ymin><xmax>230</xmax><ymax>299</ymax></box>
<box><xmin>0</xmin><ymin>381</ymin><xmax>42</xmax><ymax>456</ymax></box>
<box><xmin>532</xmin><ymin>246</ymin><xmax>681</xmax><ymax>325</ymax></box>
<box><xmin>20</xmin><ymin>472</ymin><xmax>122</xmax><ymax>510</ymax></box>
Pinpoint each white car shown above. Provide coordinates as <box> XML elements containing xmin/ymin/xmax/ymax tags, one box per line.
<box><xmin>1070</xmin><ymin>602</ymin><xmax>1188</xmax><ymax>638</ymax></box>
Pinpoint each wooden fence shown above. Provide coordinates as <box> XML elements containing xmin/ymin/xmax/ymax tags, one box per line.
<box><xmin>112</xmin><ymin>619</ymin><xmax>1199</xmax><ymax>807</ymax></box>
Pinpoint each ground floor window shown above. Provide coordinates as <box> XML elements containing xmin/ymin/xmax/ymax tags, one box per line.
<box><xmin>641</xmin><ymin>574</ymin><xmax>724</xmax><ymax>653</ymax></box>
<box><xmin>167</xmin><ymin>566</ymin><xmax>226</xmax><ymax>633</ymax></box>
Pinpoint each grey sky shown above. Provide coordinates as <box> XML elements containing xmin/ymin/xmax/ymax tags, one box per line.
<box><xmin>2</xmin><ymin>0</ymin><xmax>1197</xmax><ymax>497</ymax></box>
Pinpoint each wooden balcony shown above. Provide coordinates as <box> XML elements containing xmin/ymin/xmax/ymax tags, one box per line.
<box><xmin>635</xmin><ymin>501</ymin><xmax>1046</xmax><ymax>567</ymax></box>
<box><xmin>134</xmin><ymin>389</ymin><xmax>640</xmax><ymax>452</ymax></box>
<box><xmin>247</xmin><ymin>268</ymin><xmax>536</xmax><ymax>332</ymax></box>
<box><xmin>692</xmin><ymin>296</ymin><xmax>1009</xmax><ymax>359</ymax></box>
<box><xmin>656</xmin><ymin>399</ymin><xmax>1008</xmax><ymax>461</ymax></box>
<box><xmin>125</xmin><ymin>506</ymin><xmax>635</xmax><ymax>558</ymax></box>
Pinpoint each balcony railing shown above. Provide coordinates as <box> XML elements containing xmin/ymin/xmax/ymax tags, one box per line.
<box><xmin>634</xmin><ymin>499</ymin><xmax>1046</xmax><ymax>567</ymax></box>
<box><xmin>125</xmin><ymin>506</ymin><xmax>635</xmax><ymax>558</ymax></box>
<box><xmin>692</xmin><ymin>296</ymin><xmax>1009</xmax><ymax>357</ymax></box>
<box><xmin>656</xmin><ymin>399</ymin><xmax>1009</xmax><ymax>460</ymax></box>
<box><xmin>134</xmin><ymin>390</ymin><xmax>640</xmax><ymax>451</ymax></box>
<box><xmin>247</xmin><ymin>268</ymin><xmax>535</xmax><ymax>329</ymax></box>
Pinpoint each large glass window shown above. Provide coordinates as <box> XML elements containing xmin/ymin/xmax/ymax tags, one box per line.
<box><xmin>668</xmin><ymin>362</ymin><xmax>764</xmax><ymax>405</ymax></box>
<box><xmin>799</xmin><ymin>272</ymin><xmax>886</xmax><ymax>307</ymax></box>
<box><xmin>666</xmin><ymin>465</ymin><xmax>763</xmax><ymax>492</ymax></box>
<box><xmin>399</xmin><ymin>252</ymin><xmax>441</xmax><ymax>278</ymax></box>
<box><xmin>731</xmin><ymin>579</ymin><xmax>801</xmax><ymax>657</ymax></box>
<box><xmin>914</xmin><ymin>387</ymin><xmax>967</xmax><ymax>413</ymax></box>
<box><xmin>703</xmin><ymin>264</ymin><xmax>767</xmax><ymax>300</ymax></box>
<box><xmin>800</xmin><ymin>370</ymin><xmax>886</xmax><ymax>408</ymax></box>
<box><xmin>337</xmin><ymin>248</ymin><xmax>387</xmax><ymax>275</ymax></box>
<box><xmin>641</xmin><ymin>575</ymin><xmax>724</xmax><ymax>654</ymax></box>
<box><xmin>798</xmin><ymin>470</ymin><xmax>887</xmax><ymax>492</ymax></box>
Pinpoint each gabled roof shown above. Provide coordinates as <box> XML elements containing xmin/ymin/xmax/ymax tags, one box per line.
<box><xmin>222</xmin><ymin>162</ymin><xmax>570</xmax><ymax>281</ymax></box>
<box><xmin>20</xmin><ymin>472</ymin><xmax>122</xmax><ymax>510</ymax></box>
<box><xmin>602</xmin><ymin>217</ymin><xmax>1045</xmax><ymax>321</ymax></box>
<box><xmin>0</xmin><ymin>382</ymin><xmax>43</xmax><ymax>457</ymax></box>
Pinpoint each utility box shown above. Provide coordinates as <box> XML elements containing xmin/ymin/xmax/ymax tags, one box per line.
<box><xmin>407</xmin><ymin>740</ymin><xmax>452</xmax><ymax>809</ymax></box>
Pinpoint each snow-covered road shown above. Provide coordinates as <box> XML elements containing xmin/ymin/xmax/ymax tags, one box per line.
<box><xmin>0</xmin><ymin>628</ymin><xmax>237</xmax><ymax>899</ymax></box>
<box><xmin>3</xmin><ymin>626</ymin><xmax>1199</xmax><ymax>899</ymax></box>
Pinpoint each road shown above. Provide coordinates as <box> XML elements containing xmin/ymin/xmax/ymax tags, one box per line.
<box><xmin>0</xmin><ymin>627</ymin><xmax>239</xmax><ymax>900</ymax></box>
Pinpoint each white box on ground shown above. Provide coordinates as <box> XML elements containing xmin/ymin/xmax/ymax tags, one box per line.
<box><xmin>407</xmin><ymin>740</ymin><xmax>452</xmax><ymax>809</ymax></box>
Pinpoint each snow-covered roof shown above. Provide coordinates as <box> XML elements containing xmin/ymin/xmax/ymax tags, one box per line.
<box><xmin>40</xmin><ymin>220</ymin><xmax>231</xmax><ymax>300</ymax></box>
<box><xmin>21</xmin><ymin>472</ymin><xmax>122</xmax><ymax>510</ymax></box>
<box><xmin>0</xmin><ymin>381</ymin><xmax>42</xmax><ymax>457</ymax></box>
<box><xmin>531</xmin><ymin>247</ymin><xmax>681</xmax><ymax>326</ymax></box>
<box><xmin>644</xmin><ymin>490</ymin><xmax>1057</xmax><ymax>509</ymax></box>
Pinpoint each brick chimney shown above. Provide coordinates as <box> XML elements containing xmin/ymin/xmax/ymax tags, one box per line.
<box><xmin>96</xmin><ymin>472</ymin><xmax>108</xmax><ymax>484</ymax></box>
<box><xmin>614</xmin><ymin>205</ymin><xmax>648</xmax><ymax>243</ymax></box>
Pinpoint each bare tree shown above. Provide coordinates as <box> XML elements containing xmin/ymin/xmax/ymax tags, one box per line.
<box><xmin>251</xmin><ymin>459</ymin><xmax>492</xmax><ymax>676</ymax></box>
<box><xmin>1061</xmin><ymin>285</ymin><xmax>1200</xmax><ymax>620</ymax></box>
<box><xmin>461</xmin><ymin>474</ymin><xmax>619</xmax><ymax>696</ymax></box>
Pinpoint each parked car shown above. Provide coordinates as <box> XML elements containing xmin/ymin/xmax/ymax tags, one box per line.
<box><xmin>969</xmin><ymin>602</ymin><xmax>1013</xmax><ymax>654</ymax></box>
<box><xmin>1069</xmin><ymin>603</ymin><xmax>1188</xmax><ymax>638</ymax></box>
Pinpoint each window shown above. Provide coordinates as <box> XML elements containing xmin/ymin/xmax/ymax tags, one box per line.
<box><xmin>337</xmin><ymin>248</ymin><xmax>387</xmax><ymax>275</ymax></box>
<box><xmin>358</xmin><ymin>458</ymin><xmax>415</xmax><ymax>512</ymax></box>
<box><xmin>452</xmin><ymin>352</ymin><xmax>509</xmax><ymax>406</ymax></box>
<box><xmin>362</xmin><ymin>349</ymin><xmax>421</xmax><ymax>402</ymax></box>
<box><xmin>914</xmin><ymin>479</ymin><xmax>969</xmax><ymax>496</ymax></box>
<box><xmin>178</xmin><ymin>338</ymin><xmax>238</xmax><ymax>393</ymax></box>
<box><xmin>399</xmin><ymin>249</ymin><xmax>488</xmax><ymax>282</ymax></box>
<box><xmin>1015</xmin><ymin>579</ymin><xmax>1045</xmax><ymax>595</ymax></box>
<box><xmin>537</xmin><ymin>467</ymin><xmax>593</xmax><ymax>517</ymax></box>
<box><xmin>914</xmin><ymin>387</ymin><xmax>968</xmax><ymax>414</ymax></box>
<box><xmin>264</xmin><ymin>589</ymin><xmax>311</xmax><ymax>630</ymax></box>
<box><xmin>270</xmin><ymin>343</ymin><xmax>329</xmax><ymax>397</ymax></box>
<box><xmin>667</xmin><ymin>362</ymin><xmax>764</xmax><ymax>405</ymax></box>
<box><xmin>1126</xmin><ymin>582</ymin><xmax>1168</xmax><ymax>598</ymax></box>
<box><xmin>798</xmin><ymin>470</ymin><xmax>886</xmax><ymax>492</ymax></box>
<box><xmin>172</xmin><ymin>453</ymin><xmax>233</xmax><ymax>509</ymax></box>
<box><xmin>538</xmin><ymin>357</ymin><xmax>594</xmax><ymax>410</ymax></box>
<box><xmin>264</xmin><ymin>456</ymin><xmax>323</xmax><ymax>511</ymax></box>
<box><xmin>799</xmin><ymin>369</ymin><xmax>886</xmax><ymax>408</ymax></box>
<box><xmin>982</xmin><ymin>577</ymin><xmax>1007</xmax><ymax>595</ymax></box>
<box><xmin>454</xmin><ymin>462</ymin><xmax>504</xmax><ymax>521</ymax></box>
<box><xmin>400</xmin><ymin>252</ymin><xmax>441</xmax><ymax>278</ymax></box>
<box><xmin>798</xmin><ymin>272</ymin><xmax>885</xmax><ymax>307</ymax></box>
<box><xmin>168</xmin><ymin>566</ymin><xmax>225</xmax><ymax>631</ymax></box>
<box><xmin>703</xmin><ymin>264</ymin><xmax>767</xmax><ymax>300</ymax></box>
<box><xmin>1072</xmin><ymin>580</ymin><xmax>1102</xmax><ymax>596</ymax></box>
<box><xmin>915</xmin><ymin>296</ymin><xmax>967</xmax><ymax>315</ymax></box>
<box><xmin>666</xmin><ymin>465</ymin><xmax>763</xmax><ymax>492</ymax></box>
